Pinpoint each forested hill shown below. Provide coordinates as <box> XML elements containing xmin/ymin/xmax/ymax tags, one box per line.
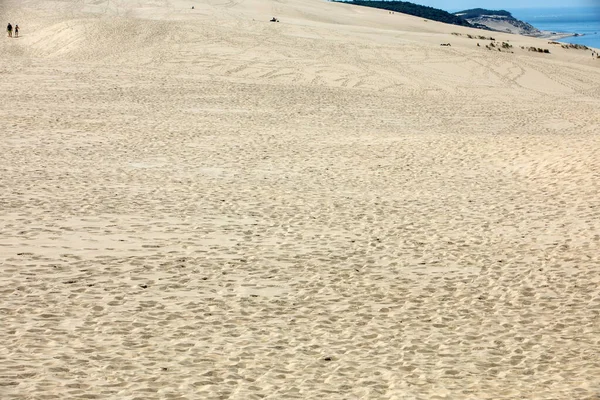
<box><xmin>454</xmin><ymin>8</ymin><xmax>541</xmax><ymax>35</ymax></box>
<box><xmin>454</xmin><ymin>9</ymin><xmax>514</xmax><ymax>20</ymax></box>
<box><xmin>339</xmin><ymin>1</ymin><xmax>474</xmax><ymax>27</ymax></box>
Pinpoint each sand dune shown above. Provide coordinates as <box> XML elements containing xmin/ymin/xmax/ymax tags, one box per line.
<box><xmin>1</xmin><ymin>0</ymin><xmax>600</xmax><ymax>398</ymax></box>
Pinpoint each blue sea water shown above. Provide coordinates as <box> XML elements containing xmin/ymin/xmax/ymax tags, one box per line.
<box><xmin>511</xmin><ymin>7</ymin><xmax>600</xmax><ymax>49</ymax></box>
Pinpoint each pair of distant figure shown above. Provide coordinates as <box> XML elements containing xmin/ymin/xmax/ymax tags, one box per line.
<box><xmin>7</xmin><ymin>23</ymin><xmax>19</xmax><ymax>38</ymax></box>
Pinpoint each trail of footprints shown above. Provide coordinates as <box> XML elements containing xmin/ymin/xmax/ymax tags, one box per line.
<box><xmin>1</xmin><ymin>11</ymin><xmax>600</xmax><ymax>399</ymax></box>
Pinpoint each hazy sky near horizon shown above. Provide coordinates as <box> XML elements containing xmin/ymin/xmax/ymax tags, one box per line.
<box><xmin>412</xmin><ymin>0</ymin><xmax>597</xmax><ymax>12</ymax></box>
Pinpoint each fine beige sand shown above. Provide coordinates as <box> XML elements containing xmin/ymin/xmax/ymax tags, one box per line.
<box><xmin>1</xmin><ymin>0</ymin><xmax>600</xmax><ymax>399</ymax></box>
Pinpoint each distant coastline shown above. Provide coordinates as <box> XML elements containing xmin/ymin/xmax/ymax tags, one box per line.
<box><xmin>510</xmin><ymin>7</ymin><xmax>600</xmax><ymax>49</ymax></box>
<box><xmin>536</xmin><ymin>31</ymin><xmax>582</xmax><ymax>41</ymax></box>
<box><xmin>453</xmin><ymin>8</ymin><xmax>583</xmax><ymax>40</ymax></box>
<box><xmin>339</xmin><ymin>2</ymin><xmax>598</xmax><ymax>48</ymax></box>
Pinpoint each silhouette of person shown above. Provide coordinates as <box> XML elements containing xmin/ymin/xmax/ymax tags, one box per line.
<box><xmin>7</xmin><ymin>23</ymin><xmax>12</xmax><ymax>38</ymax></box>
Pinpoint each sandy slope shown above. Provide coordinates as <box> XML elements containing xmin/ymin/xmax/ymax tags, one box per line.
<box><xmin>1</xmin><ymin>0</ymin><xmax>600</xmax><ymax>399</ymax></box>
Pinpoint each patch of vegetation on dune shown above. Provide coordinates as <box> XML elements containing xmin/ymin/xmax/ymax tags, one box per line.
<box><xmin>339</xmin><ymin>1</ymin><xmax>474</xmax><ymax>27</ymax></box>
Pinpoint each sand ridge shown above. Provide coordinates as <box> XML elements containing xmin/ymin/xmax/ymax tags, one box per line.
<box><xmin>1</xmin><ymin>0</ymin><xmax>600</xmax><ymax>399</ymax></box>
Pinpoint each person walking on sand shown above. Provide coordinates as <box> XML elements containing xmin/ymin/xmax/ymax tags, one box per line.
<box><xmin>7</xmin><ymin>23</ymin><xmax>12</xmax><ymax>38</ymax></box>
<box><xmin>14</xmin><ymin>24</ymin><xmax>19</xmax><ymax>38</ymax></box>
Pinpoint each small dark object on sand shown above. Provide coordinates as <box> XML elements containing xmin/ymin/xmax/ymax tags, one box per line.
<box><xmin>324</xmin><ymin>357</ymin><xmax>333</xmax><ymax>361</ymax></box>
<box><xmin>270</xmin><ymin>17</ymin><xmax>279</xmax><ymax>22</ymax></box>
